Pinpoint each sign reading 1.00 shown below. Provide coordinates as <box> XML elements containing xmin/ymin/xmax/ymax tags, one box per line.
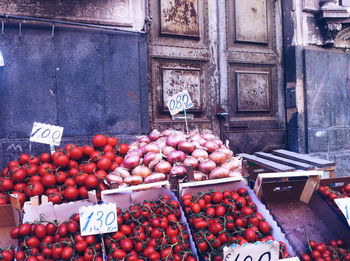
<box><xmin>165</xmin><ymin>90</ymin><xmax>193</xmax><ymax>116</ymax></box>
<box><xmin>29</xmin><ymin>122</ymin><xmax>64</xmax><ymax>146</ymax></box>
<box><xmin>79</xmin><ymin>203</ymin><xmax>118</xmax><ymax>236</ymax></box>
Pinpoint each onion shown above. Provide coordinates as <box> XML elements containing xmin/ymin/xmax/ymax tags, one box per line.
<box><xmin>148</xmin><ymin>153</ymin><xmax>163</xmax><ymax>169</ymax></box>
<box><xmin>190</xmin><ymin>133</ymin><xmax>202</xmax><ymax>141</ymax></box>
<box><xmin>155</xmin><ymin>161</ymin><xmax>172</xmax><ymax>174</ymax></box>
<box><xmin>132</xmin><ymin>165</ymin><xmax>152</xmax><ymax>178</ymax></box>
<box><xmin>154</xmin><ymin>137</ymin><xmax>167</xmax><ymax>149</ymax></box>
<box><xmin>192</xmin><ymin>149</ymin><xmax>209</xmax><ymax>160</ymax></box>
<box><xmin>162</xmin><ymin>146</ymin><xmax>175</xmax><ymax>156</ymax></box>
<box><xmin>202</xmin><ymin>132</ymin><xmax>216</xmax><ymax>140</ymax></box>
<box><xmin>209</xmin><ymin>151</ymin><xmax>227</xmax><ymax>164</ymax></box>
<box><xmin>230</xmin><ymin>169</ymin><xmax>242</xmax><ymax>177</ymax></box>
<box><xmin>198</xmin><ymin>160</ymin><xmax>217</xmax><ymax>174</ymax></box>
<box><xmin>127</xmin><ymin>149</ymin><xmax>143</xmax><ymax>157</ymax></box>
<box><xmin>169</xmin><ymin>165</ymin><xmax>187</xmax><ymax>177</ymax></box>
<box><xmin>112</xmin><ymin>167</ymin><xmax>131</xmax><ymax>179</ymax></box>
<box><xmin>128</xmin><ymin>143</ymin><xmax>140</xmax><ymax>151</ymax></box>
<box><xmin>203</xmin><ymin>141</ymin><xmax>219</xmax><ymax>153</ymax></box>
<box><xmin>144</xmin><ymin>173</ymin><xmax>167</xmax><ymax>183</ymax></box>
<box><xmin>166</xmin><ymin>134</ymin><xmax>185</xmax><ymax>148</ymax></box>
<box><xmin>137</xmin><ymin>135</ymin><xmax>150</xmax><ymax>144</ymax></box>
<box><xmin>209</xmin><ymin>167</ymin><xmax>230</xmax><ymax>179</ymax></box>
<box><xmin>218</xmin><ymin>147</ymin><xmax>234</xmax><ymax>159</ymax></box>
<box><xmin>220</xmin><ymin>157</ymin><xmax>241</xmax><ymax>171</ymax></box>
<box><xmin>149</xmin><ymin>129</ymin><xmax>162</xmax><ymax>141</ymax></box>
<box><xmin>105</xmin><ymin>174</ymin><xmax>123</xmax><ymax>185</ymax></box>
<box><xmin>183</xmin><ymin>157</ymin><xmax>199</xmax><ymax>168</ymax></box>
<box><xmin>162</xmin><ymin>129</ymin><xmax>173</xmax><ymax>136</ymax></box>
<box><xmin>191</xmin><ymin>140</ymin><xmax>202</xmax><ymax>149</ymax></box>
<box><xmin>143</xmin><ymin>152</ymin><xmax>157</xmax><ymax>166</ymax></box>
<box><xmin>142</xmin><ymin>143</ymin><xmax>160</xmax><ymax>154</ymax></box>
<box><xmin>193</xmin><ymin>171</ymin><xmax>208</xmax><ymax>181</ymax></box>
<box><xmin>212</xmin><ymin>138</ymin><xmax>223</xmax><ymax>147</ymax></box>
<box><xmin>178</xmin><ymin>141</ymin><xmax>195</xmax><ymax>153</ymax></box>
<box><xmin>124</xmin><ymin>176</ymin><xmax>143</xmax><ymax>185</ymax></box>
<box><xmin>122</xmin><ymin>155</ymin><xmax>141</xmax><ymax>169</ymax></box>
<box><xmin>167</xmin><ymin>150</ymin><xmax>186</xmax><ymax>163</ymax></box>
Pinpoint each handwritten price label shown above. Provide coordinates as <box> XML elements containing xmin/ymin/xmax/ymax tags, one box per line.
<box><xmin>165</xmin><ymin>90</ymin><xmax>193</xmax><ymax>116</ymax></box>
<box><xmin>29</xmin><ymin>122</ymin><xmax>64</xmax><ymax>146</ymax></box>
<box><xmin>79</xmin><ymin>203</ymin><xmax>118</xmax><ymax>236</ymax></box>
<box><xmin>224</xmin><ymin>241</ymin><xmax>280</xmax><ymax>261</ymax></box>
<box><xmin>334</xmin><ymin>198</ymin><xmax>350</xmax><ymax>226</ymax></box>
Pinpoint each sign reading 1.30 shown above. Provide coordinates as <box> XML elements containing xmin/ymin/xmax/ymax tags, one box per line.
<box><xmin>29</xmin><ymin>122</ymin><xmax>64</xmax><ymax>146</ymax></box>
<box><xmin>165</xmin><ymin>90</ymin><xmax>193</xmax><ymax>116</ymax></box>
<box><xmin>79</xmin><ymin>203</ymin><xmax>118</xmax><ymax>236</ymax></box>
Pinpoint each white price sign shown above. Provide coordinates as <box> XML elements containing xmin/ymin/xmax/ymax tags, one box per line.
<box><xmin>224</xmin><ymin>241</ymin><xmax>280</xmax><ymax>261</ymax></box>
<box><xmin>334</xmin><ymin>198</ymin><xmax>350</xmax><ymax>226</ymax></box>
<box><xmin>79</xmin><ymin>203</ymin><xmax>118</xmax><ymax>236</ymax></box>
<box><xmin>29</xmin><ymin>122</ymin><xmax>64</xmax><ymax>146</ymax></box>
<box><xmin>165</xmin><ymin>90</ymin><xmax>193</xmax><ymax>116</ymax></box>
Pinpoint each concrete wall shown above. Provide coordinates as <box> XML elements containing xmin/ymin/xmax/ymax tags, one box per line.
<box><xmin>0</xmin><ymin>24</ymin><xmax>149</xmax><ymax>168</ymax></box>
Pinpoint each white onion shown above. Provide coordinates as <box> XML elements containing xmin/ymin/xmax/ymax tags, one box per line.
<box><xmin>192</xmin><ymin>149</ymin><xmax>209</xmax><ymax>159</ymax></box>
<box><xmin>183</xmin><ymin>157</ymin><xmax>199</xmax><ymax>168</ymax></box>
<box><xmin>198</xmin><ymin>160</ymin><xmax>217</xmax><ymax>174</ymax></box>
<box><xmin>132</xmin><ymin>165</ymin><xmax>152</xmax><ymax>178</ymax></box>
<box><xmin>155</xmin><ymin>161</ymin><xmax>172</xmax><ymax>174</ymax></box>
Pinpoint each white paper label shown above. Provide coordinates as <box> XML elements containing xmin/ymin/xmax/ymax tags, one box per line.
<box><xmin>334</xmin><ymin>197</ymin><xmax>350</xmax><ymax>226</ymax></box>
<box><xmin>224</xmin><ymin>241</ymin><xmax>280</xmax><ymax>261</ymax></box>
<box><xmin>79</xmin><ymin>203</ymin><xmax>118</xmax><ymax>236</ymax></box>
<box><xmin>29</xmin><ymin>122</ymin><xmax>64</xmax><ymax>146</ymax></box>
<box><xmin>165</xmin><ymin>90</ymin><xmax>193</xmax><ymax>116</ymax></box>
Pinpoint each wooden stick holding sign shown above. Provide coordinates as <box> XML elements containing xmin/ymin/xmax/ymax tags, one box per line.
<box><xmin>165</xmin><ymin>90</ymin><xmax>193</xmax><ymax>134</ymax></box>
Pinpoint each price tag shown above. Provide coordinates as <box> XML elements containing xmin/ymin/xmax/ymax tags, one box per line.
<box><xmin>165</xmin><ymin>90</ymin><xmax>193</xmax><ymax>116</ymax></box>
<box><xmin>79</xmin><ymin>203</ymin><xmax>118</xmax><ymax>236</ymax></box>
<box><xmin>29</xmin><ymin>122</ymin><xmax>64</xmax><ymax>146</ymax></box>
<box><xmin>334</xmin><ymin>198</ymin><xmax>350</xmax><ymax>226</ymax></box>
<box><xmin>224</xmin><ymin>241</ymin><xmax>280</xmax><ymax>261</ymax></box>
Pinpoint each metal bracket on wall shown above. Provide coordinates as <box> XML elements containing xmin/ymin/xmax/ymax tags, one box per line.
<box><xmin>51</xmin><ymin>24</ymin><xmax>55</xmax><ymax>39</ymax></box>
<box><xmin>1</xmin><ymin>21</ymin><xmax>4</xmax><ymax>35</ymax></box>
<box><xmin>18</xmin><ymin>22</ymin><xmax>21</xmax><ymax>37</ymax></box>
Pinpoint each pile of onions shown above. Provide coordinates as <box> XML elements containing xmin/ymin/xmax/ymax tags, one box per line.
<box><xmin>107</xmin><ymin>129</ymin><xmax>242</xmax><ymax>187</ymax></box>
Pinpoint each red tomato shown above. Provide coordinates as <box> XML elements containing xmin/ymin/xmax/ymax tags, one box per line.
<box><xmin>40</xmin><ymin>153</ymin><xmax>51</xmax><ymax>163</ymax></box>
<box><xmin>96</xmin><ymin>157</ymin><xmax>112</xmax><ymax>171</ymax></box>
<box><xmin>69</xmin><ymin>147</ymin><xmax>83</xmax><ymax>160</ymax></box>
<box><xmin>84</xmin><ymin>175</ymin><xmax>99</xmax><ymax>190</ymax></box>
<box><xmin>244</xmin><ymin>228</ymin><xmax>257</xmax><ymax>242</ymax></box>
<box><xmin>24</xmin><ymin>182</ymin><xmax>44</xmax><ymax>197</ymax></box>
<box><xmin>63</xmin><ymin>186</ymin><xmax>79</xmax><ymax>201</ymax></box>
<box><xmin>41</xmin><ymin>174</ymin><xmax>56</xmax><ymax>188</ymax></box>
<box><xmin>54</xmin><ymin>154</ymin><xmax>69</xmax><ymax>167</ymax></box>
<box><xmin>92</xmin><ymin>134</ymin><xmax>108</xmax><ymax>148</ymax></box>
<box><xmin>212</xmin><ymin>192</ymin><xmax>223</xmax><ymax>203</ymax></box>
<box><xmin>119</xmin><ymin>144</ymin><xmax>130</xmax><ymax>155</ymax></box>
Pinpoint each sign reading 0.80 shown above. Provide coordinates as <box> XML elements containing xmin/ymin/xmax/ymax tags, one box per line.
<box><xmin>165</xmin><ymin>90</ymin><xmax>193</xmax><ymax>116</ymax></box>
<box><xmin>79</xmin><ymin>203</ymin><xmax>118</xmax><ymax>236</ymax></box>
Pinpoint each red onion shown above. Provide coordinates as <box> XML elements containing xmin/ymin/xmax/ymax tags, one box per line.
<box><xmin>122</xmin><ymin>155</ymin><xmax>141</xmax><ymax>169</ymax></box>
<box><xmin>202</xmin><ymin>132</ymin><xmax>216</xmax><ymax>140</ymax></box>
<box><xmin>209</xmin><ymin>167</ymin><xmax>230</xmax><ymax>179</ymax></box>
<box><xmin>203</xmin><ymin>141</ymin><xmax>219</xmax><ymax>153</ymax></box>
<box><xmin>169</xmin><ymin>165</ymin><xmax>186</xmax><ymax>177</ymax></box>
<box><xmin>128</xmin><ymin>143</ymin><xmax>140</xmax><ymax>151</ymax></box>
<box><xmin>127</xmin><ymin>149</ymin><xmax>143</xmax><ymax>158</ymax></box>
<box><xmin>137</xmin><ymin>135</ymin><xmax>150</xmax><ymax>144</ymax></box>
<box><xmin>221</xmin><ymin>157</ymin><xmax>241</xmax><ymax>170</ymax></box>
<box><xmin>166</xmin><ymin>134</ymin><xmax>185</xmax><ymax>148</ymax></box>
<box><xmin>112</xmin><ymin>167</ymin><xmax>131</xmax><ymax>179</ymax></box>
<box><xmin>148</xmin><ymin>153</ymin><xmax>163</xmax><ymax>169</ymax></box>
<box><xmin>167</xmin><ymin>150</ymin><xmax>186</xmax><ymax>164</ymax></box>
<box><xmin>142</xmin><ymin>143</ymin><xmax>160</xmax><ymax>154</ymax></box>
<box><xmin>209</xmin><ymin>151</ymin><xmax>227</xmax><ymax>164</ymax></box>
<box><xmin>162</xmin><ymin>146</ymin><xmax>176</xmax><ymax>156</ymax></box>
<box><xmin>212</xmin><ymin>138</ymin><xmax>223</xmax><ymax>147</ymax></box>
<box><xmin>198</xmin><ymin>160</ymin><xmax>217</xmax><ymax>174</ymax></box>
<box><xmin>143</xmin><ymin>152</ymin><xmax>157</xmax><ymax>166</ymax></box>
<box><xmin>218</xmin><ymin>147</ymin><xmax>234</xmax><ymax>159</ymax></box>
<box><xmin>155</xmin><ymin>161</ymin><xmax>172</xmax><ymax>174</ymax></box>
<box><xmin>183</xmin><ymin>157</ymin><xmax>199</xmax><ymax>168</ymax></box>
<box><xmin>193</xmin><ymin>171</ymin><xmax>208</xmax><ymax>181</ymax></box>
<box><xmin>162</xmin><ymin>129</ymin><xmax>173</xmax><ymax>136</ymax></box>
<box><xmin>192</xmin><ymin>149</ymin><xmax>209</xmax><ymax>159</ymax></box>
<box><xmin>190</xmin><ymin>133</ymin><xmax>202</xmax><ymax>141</ymax></box>
<box><xmin>149</xmin><ymin>129</ymin><xmax>162</xmax><ymax>141</ymax></box>
<box><xmin>105</xmin><ymin>174</ymin><xmax>123</xmax><ymax>185</ymax></box>
<box><xmin>132</xmin><ymin>165</ymin><xmax>152</xmax><ymax>178</ymax></box>
<box><xmin>191</xmin><ymin>140</ymin><xmax>201</xmax><ymax>148</ymax></box>
<box><xmin>155</xmin><ymin>137</ymin><xmax>167</xmax><ymax>149</ymax></box>
<box><xmin>178</xmin><ymin>141</ymin><xmax>195</xmax><ymax>154</ymax></box>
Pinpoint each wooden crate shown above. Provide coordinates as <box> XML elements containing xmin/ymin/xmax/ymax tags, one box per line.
<box><xmin>241</xmin><ymin>149</ymin><xmax>336</xmax><ymax>181</ymax></box>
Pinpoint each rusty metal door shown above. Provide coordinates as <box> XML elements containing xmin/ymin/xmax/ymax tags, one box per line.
<box><xmin>218</xmin><ymin>0</ymin><xmax>285</xmax><ymax>153</ymax></box>
<box><xmin>148</xmin><ymin>0</ymin><xmax>285</xmax><ymax>153</ymax></box>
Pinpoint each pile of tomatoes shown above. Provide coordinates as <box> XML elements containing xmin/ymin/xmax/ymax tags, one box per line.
<box><xmin>301</xmin><ymin>240</ymin><xmax>350</xmax><ymax>261</ymax></box>
<box><xmin>181</xmin><ymin>188</ymin><xmax>290</xmax><ymax>261</ymax></box>
<box><xmin>9</xmin><ymin>214</ymin><xmax>103</xmax><ymax>261</ymax></box>
<box><xmin>318</xmin><ymin>183</ymin><xmax>350</xmax><ymax>200</ymax></box>
<box><xmin>104</xmin><ymin>193</ymin><xmax>196</xmax><ymax>261</ymax></box>
<box><xmin>0</xmin><ymin>134</ymin><xmax>129</xmax><ymax>206</ymax></box>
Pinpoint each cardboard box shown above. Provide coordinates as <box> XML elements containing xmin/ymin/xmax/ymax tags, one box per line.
<box><xmin>101</xmin><ymin>186</ymin><xmax>199</xmax><ymax>259</ymax></box>
<box><xmin>179</xmin><ymin>176</ymin><xmax>295</xmax><ymax>258</ymax></box>
<box><xmin>0</xmin><ymin>204</ymin><xmax>20</xmax><ymax>248</ymax></box>
<box><xmin>255</xmin><ymin>171</ymin><xmax>350</xmax><ymax>254</ymax></box>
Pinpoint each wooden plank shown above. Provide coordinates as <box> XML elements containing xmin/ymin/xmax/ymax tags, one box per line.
<box><xmin>101</xmin><ymin>181</ymin><xmax>170</xmax><ymax>195</ymax></box>
<box><xmin>240</xmin><ymin>153</ymin><xmax>296</xmax><ymax>172</ymax></box>
<box><xmin>179</xmin><ymin>176</ymin><xmax>244</xmax><ymax>189</ymax></box>
<box><xmin>272</xmin><ymin>149</ymin><xmax>335</xmax><ymax>168</ymax></box>
<box><xmin>255</xmin><ymin>151</ymin><xmax>314</xmax><ymax>170</ymax></box>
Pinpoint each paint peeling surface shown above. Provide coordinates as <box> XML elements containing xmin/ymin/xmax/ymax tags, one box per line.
<box><xmin>160</xmin><ymin>0</ymin><xmax>200</xmax><ymax>38</ymax></box>
<box><xmin>162</xmin><ymin>68</ymin><xmax>202</xmax><ymax>111</ymax></box>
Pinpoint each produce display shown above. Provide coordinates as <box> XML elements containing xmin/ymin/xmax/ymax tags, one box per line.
<box><xmin>301</xmin><ymin>240</ymin><xmax>350</xmax><ymax>261</ymax></box>
<box><xmin>318</xmin><ymin>183</ymin><xmax>350</xmax><ymax>200</ymax></box>
<box><xmin>181</xmin><ymin>188</ymin><xmax>290</xmax><ymax>260</ymax></box>
<box><xmin>107</xmin><ymin>129</ymin><xmax>242</xmax><ymax>188</ymax></box>
<box><xmin>104</xmin><ymin>193</ymin><xmax>196</xmax><ymax>260</ymax></box>
<box><xmin>0</xmin><ymin>134</ymin><xmax>129</xmax><ymax>206</ymax></box>
<box><xmin>9</xmin><ymin>214</ymin><xmax>104</xmax><ymax>261</ymax></box>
